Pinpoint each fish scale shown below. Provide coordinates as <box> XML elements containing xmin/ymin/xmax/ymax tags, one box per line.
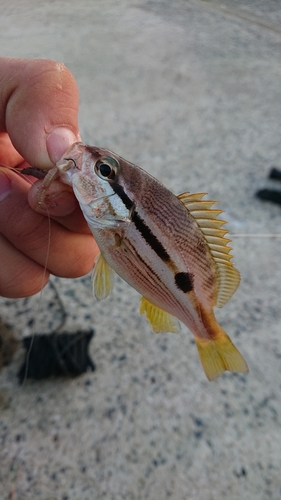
<box><xmin>55</xmin><ymin>142</ymin><xmax>248</xmax><ymax>381</ymax></box>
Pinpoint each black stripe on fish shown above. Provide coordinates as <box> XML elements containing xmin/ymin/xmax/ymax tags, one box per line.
<box><xmin>111</xmin><ymin>183</ymin><xmax>134</xmax><ymax>211</ymax></box>
<box><xmin>132</xmin><ymin>214</ymin><xmax>170</xmax><ymax>262</ymax></box>
<box><xmin>175</xmin><ymin>272</ymin><xmax>193</xmax><ymax>293</ymax></box>
<box><xmin>112</xmin><ymin>184</ymin><xmax>170</xmax><ymax>262</ymax></box>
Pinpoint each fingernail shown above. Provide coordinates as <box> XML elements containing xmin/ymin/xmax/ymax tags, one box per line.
<box><xmin>47</xmin><ymin>127</ymin><xmax>79</xmax><ymax>163</ymax></box>
<box><xmin>0</xmin><ymin>171</ymin><xmax>12</xmax><ymax>202</ymax></box>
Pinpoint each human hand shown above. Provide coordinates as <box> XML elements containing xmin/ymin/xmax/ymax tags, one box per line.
<box><xmin>0</xmin><ymin>58</ymin><xmax>99</xmax><ymax>298</ymax></box>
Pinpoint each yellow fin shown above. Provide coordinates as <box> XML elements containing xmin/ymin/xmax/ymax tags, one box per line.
<box><xmin>215</xmin><ymin>263</ymin><xmax>241</xmax><ymax>308</ymax></box>
<box><xmin>210</xmin><ymin>250</ymin><xmax>233</xmax><ymax>261</ymax></box>
<box><xmin>140</xmin><ymin>297</ymin><xmax>180</xmax><ymax>333</ymax></box>
<box><xmin>178</xmin><ymin>192</ymin><xmax>207</xmax><ymax>203</ymax></box>
<box><xmin>91</xmin><ymin>253</ymin><xmax>114</xmax><ymax>300</ymax></box>
<box><xmin>178</xmin><ymin>192</ymin><xmax>240</xmax><ymax>307</ymax></box>
<box><xmin>195</xmin><ymin>333</ymin><xmax>248</xmax><ymax>381</ymax></box>
<box><xmin>196</xmin><ymin>218</ymin><xmax>227</xmax><ymax>229</ymax></box>
<box><xmin>200</xmin><ymin>227</ymin><xmax>229</xmax><ymax>237</ymax></box>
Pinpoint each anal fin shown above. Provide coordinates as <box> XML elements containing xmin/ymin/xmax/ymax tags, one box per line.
<box><xmin>91</xmin><ymin>253</ymin><xmax>114</xmax><ymax>300</ymax></box>
<box><xmin>140</xmin><ymin>297</ymin><xmax>180</xmax><ymax>333</ymax></box>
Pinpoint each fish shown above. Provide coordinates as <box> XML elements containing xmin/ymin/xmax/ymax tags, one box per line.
<box><xmin>52</xmin><ymin>142</ymin><xmax>248</xmax><ymax>380</ymax></box>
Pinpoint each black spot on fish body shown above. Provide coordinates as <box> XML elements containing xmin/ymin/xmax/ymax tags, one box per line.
<box><xmin>175</xmin><ymin>272</ymin><xmax>193</xmax><ymax>293</ymax></box>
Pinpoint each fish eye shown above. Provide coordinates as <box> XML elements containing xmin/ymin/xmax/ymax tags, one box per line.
<box><xmin>95</xmin><ymin>157</ymin><xmax>119</xmax><ymax>181</ymax></box>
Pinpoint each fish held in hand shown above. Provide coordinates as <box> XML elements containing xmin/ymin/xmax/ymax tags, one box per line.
<box><xmin>55</xmin><ymin>142</ymin><xmax>248</xmax><ymax>381</ymax></box>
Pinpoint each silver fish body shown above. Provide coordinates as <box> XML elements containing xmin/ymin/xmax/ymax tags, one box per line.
<box><xmin>56</xmin><ymin>142</ymin><xmax>248</xmax><ymax>380</ymax></box>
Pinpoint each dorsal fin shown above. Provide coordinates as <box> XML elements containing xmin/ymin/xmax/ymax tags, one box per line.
<box><xmin>178</xmin><ymin>192</ymin><xmax>240</xmax><ymax>307</ymax></box>
<box><xmin>178</xmin><ymin>192</ymin><xmax>207</xmax><ymax>203</ymax></box>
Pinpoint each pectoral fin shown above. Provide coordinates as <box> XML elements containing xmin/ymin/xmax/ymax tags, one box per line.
<box><xmin>91</xmin><ymin>253</ymin><xmax>115</xmax><ymax>300</ymax></box>
<box><xmin>140</xmin><ymin>297</ymin><xmax>180</xmax><ymax>333</ymax></box>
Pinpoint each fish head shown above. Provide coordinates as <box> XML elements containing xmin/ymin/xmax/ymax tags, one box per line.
<box><xmin>56</xmin><ymin>142</ymin><xmax>133</xmax><ymax>228</ymax></box>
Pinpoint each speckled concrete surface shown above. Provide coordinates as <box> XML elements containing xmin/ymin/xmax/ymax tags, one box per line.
<box><xmin>1</xmin><ymin>1</ymin><xmax>281</xmax><ymax>499</ymax></box>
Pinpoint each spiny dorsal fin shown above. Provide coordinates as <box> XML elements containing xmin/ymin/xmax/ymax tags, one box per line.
<box><xmin>140</xmin><ymin>297</ymin><xmax>180</xmax><ymax>333</ymax></box>
<box><xmin>178</xmin><ymin>192</ymin><xmax>207</xmax><ymax>203</ymax></box>
<box><xmin>92</xmin><ymin>252</ymin><xmax>115</xmax><ymax>300</ymax></box>
<box><xmin>178</xmin><ymin>192</ymin><xmax>240</xmax><ymax>307</ymax></box>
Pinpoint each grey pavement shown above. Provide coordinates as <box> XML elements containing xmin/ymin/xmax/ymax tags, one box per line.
<box><xmin>1</xmin><ymin>1</ymin><xmax>281</xmax><ymax>499</ymax></box>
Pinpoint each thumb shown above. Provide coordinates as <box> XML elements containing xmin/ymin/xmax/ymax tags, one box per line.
<box><xmin>0</xmin><ymin>57</ymin><xmax>81</xmax><ymax>168</ymax></box>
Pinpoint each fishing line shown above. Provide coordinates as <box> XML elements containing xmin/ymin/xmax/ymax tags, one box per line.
<box><xmin>4</xmin><ymin>165</ymin><xmax>51</xmax><ymax>382</ymax></box>
<box><xmin>0</xmin><ymin>164</ymin><xmax>55</xmax><ymax>382</ymax></box>
<box><xmin>2</xmin><ymin>164</ymin><xmax>70</xmax><ymax>381</ymax></box>
<box><xmin>232</xmin><ymin>234</ymin><xmax>281</xmax><ymax>237</ymax></box>
<box><xmin>22</xmin><ymin>204</ymin><xmax>52</xmax><ymax>385</ymax></box>
<box><xmin>20</xmin><ymin>170</ymin><xmax>68</xmax><ymax>382</ymax></box>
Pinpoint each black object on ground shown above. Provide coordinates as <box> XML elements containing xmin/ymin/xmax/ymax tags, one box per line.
<box><xmin>18</xmin><ymin>330</ymin><xmax>95</xmax><ymax>382</ymax></box>
<box><xmin>269</xmin><ymin>167</ymin><xmax>281</xmax><ymax>181</ymax></box>
<box><xmin>0</xmin><ymin>321</ymin><xmax>19</xmax><ymax>371</ymax></box>
<box><xmin>256</xmin><ymin>189</ymin><xmax>281</xmax><ymax>205</ymax></box>
<box><xmin>256</xmin><ymin>167</ymin><xmax>281</xmax><ymax>205</ymax></box>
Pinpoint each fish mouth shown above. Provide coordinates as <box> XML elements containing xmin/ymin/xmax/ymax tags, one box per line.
<box><xmin>57</xmin><ymin>157</ymin><xmax>77</xmax><ymax>173</ymax></box>
<box><xmin>56</xmin><ymin>142</ymin><xmax>85</xmax><ymax>170</ymax></box>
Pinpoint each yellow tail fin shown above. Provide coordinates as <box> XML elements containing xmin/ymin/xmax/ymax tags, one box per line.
<box><xmin>195</xmin><ymin>332</ymin><xmax>248</xmax><ymax>381</ymax></box>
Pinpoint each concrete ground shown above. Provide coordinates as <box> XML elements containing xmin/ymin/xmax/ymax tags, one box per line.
<box><xmin>1</xmin><ymin>1</ymin><xmax>281</xmax><ymax>498</ymax></box>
